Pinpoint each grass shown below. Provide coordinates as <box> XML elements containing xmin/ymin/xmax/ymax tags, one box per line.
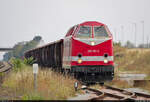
<box><xmin>111</xmin><ymin>45</ymin><xmax>150</xmax><ymax>90</ymax></box>
<box><xmin>114</xmin><ymin>46</ymin><xmax>150</xmax><ymax>75</ymax></box>
<box><xmin>105</xmin><ymin>77</ymin><xmax>132</xmax><ymax>89</ymax></box>
<box><xmin>89</xmin><ymin>84</ymin><xmax>103</xmax><ymax>90</ymax></box>
<box><xmin>2</xmin><ymin>46</ymin><xmax>150</xmax><ymax>99</ymax></box>
<box><xmin>139</xmin><ymin>82</ymin><xmax>150</xmax><ymax>93</ymax></box>
<box><xmin>1</xmin><ymin>65</ymin><xmax>79</xmax><ymax>100</ymax></box>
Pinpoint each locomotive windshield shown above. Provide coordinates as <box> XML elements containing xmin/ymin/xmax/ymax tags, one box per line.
<box><xmin>94</xmin><ymin>26</ymin><xmax>108</xmax><ymax>37</ymax></box>
<box><xmin>76</xmin><ymin>26</ymin><xmax>91</xmax><ymax>38</ymax></box>
<box><xmin>76</xmin><ymin>26</ymin><xmax>109</xmax><ymax>38</ymax></box>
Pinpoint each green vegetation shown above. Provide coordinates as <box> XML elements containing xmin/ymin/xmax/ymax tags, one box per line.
<box><xmin>9</xmin><ymin>57</ymin><xmax>35</xmax><ymax>72</ymax></box>
<box><xmin>0</xmin><ymin>72</ymin><xmax>4</xmax><ymax>77</ymax></box>
<box><xmin>22</xmin><ymin>93</ymin><xmax>44</xmax><ymax>100</ymax></box>
<box><xmin>3</xmin><ymin>36</ymin><xmax>43</xmax><ymax>61</ymax></box>
<box><xmin>1</xmin><ymin>58</ymin><xmax>78</xmax><ymax>100</ymax></box>
<box><xmin>24</xmin><ymin>57</ymin><xmax>35</xmax><ymax>65</ymax></box>
<box><xmin>10</xmin><ymin>58</ymin><xmax>24</xmax><ymax>72</ymax></box>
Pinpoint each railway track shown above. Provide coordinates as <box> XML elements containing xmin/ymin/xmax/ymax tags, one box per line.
<box><xmin>0</xmin><ymin>61</ymin><xmax>12</xmax><ymax>73</ymax></box>
<box><xmin>0</xmin><ymin>62</ymin><xmax>4</xmax><ymax>68</ymax></box>
<box><xmin>0</xmin><ymin>61</ymin><xmax>12</xmax><ymax>85</ymax></box>
<box><xmin>81</xmin><ymin>84</ymin><xmax>150</xmax><ymax>100</ymax></box>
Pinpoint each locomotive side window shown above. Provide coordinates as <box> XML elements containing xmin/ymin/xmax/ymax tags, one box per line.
<box><xmin>65</xmin><ymin>27</ymin><xmax>75</xmax><ymax>37</ymax></box>
<box><xmin>76</xmin><ymin>26</ymin><xmax>91</xmax><ymax>38</ymax></box>
<box><xmin>94</xmin><ymin>26</ymin><xmax>108</xmax><ymax>37</ymax></box>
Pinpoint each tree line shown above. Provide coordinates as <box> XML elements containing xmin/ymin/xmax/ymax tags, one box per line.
<box><xmin>3</xmin><ymin>36</ymin><xmax>43</xmax><ymax>61</ymax></box>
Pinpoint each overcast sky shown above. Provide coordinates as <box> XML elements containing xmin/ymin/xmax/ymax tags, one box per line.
<box><xmin>0</xmin><ymin>0</ymin><xmax>150</xmax><ymax>60</ymax></box>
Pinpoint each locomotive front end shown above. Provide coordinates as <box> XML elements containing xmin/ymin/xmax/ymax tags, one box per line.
<box><xmin>71</xmin><ymin>21</ymin><xmax>114</xmax><ymax>83</ymax></box>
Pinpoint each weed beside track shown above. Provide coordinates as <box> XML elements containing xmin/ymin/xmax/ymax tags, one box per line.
<box><xmin>1</xmin><ymin>65</ymin><xmax>80</xmax><ymax>100</ymax></box>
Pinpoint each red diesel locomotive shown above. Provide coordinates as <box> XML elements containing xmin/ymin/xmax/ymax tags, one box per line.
<box><xmin>25</xmin><ymin>21</ymin><xmax>114</xmax><ymax>83</ymax></box>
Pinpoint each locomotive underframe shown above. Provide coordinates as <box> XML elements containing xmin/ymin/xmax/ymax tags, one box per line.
<box><xmin>71</xmin><ymin>65</ymin><xmax>114</xmax><ymax>83</ymax></box>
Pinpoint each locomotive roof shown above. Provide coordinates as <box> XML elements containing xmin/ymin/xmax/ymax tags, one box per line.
<box><xmin>79</xmin><ymin>21</ymin><xmax>105</xmax><ymax>26</ymax></box>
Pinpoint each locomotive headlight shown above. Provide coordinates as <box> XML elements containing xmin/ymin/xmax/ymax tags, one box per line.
<box><xmin>91</xmin><ymin>41</ymin><xmax>95</xmax><ymax>46</ymax></box>
<box><xmin>77</xmin><ymin>58</ymin><xmax>82</xmax><ymax>64</ymax></box>
<box><xmin>104</xmin><ymin>59</ymin><xmax>108</xmax><ymax>63</ymax></box>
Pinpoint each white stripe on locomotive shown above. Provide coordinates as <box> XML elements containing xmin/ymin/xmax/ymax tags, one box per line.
<box><xmin>63</xmin><ymin>56</ymin><xmax>113</xmax><ymax>61</ymax></box>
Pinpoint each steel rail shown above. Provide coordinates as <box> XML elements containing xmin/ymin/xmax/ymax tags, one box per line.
<box><xmin>0</xmin><ymin>62</ymin><xmax>5</xmax><ymax>69</ymax></box>
<box><xmin>82</xmin><ymin>85</ymin><xmax>131</xmax><ymax>100</ymax></box>
<box><xmin>82</xmin><ymin>87</ymin><xmax>105</xmax><ymax>100</ymax></box>
<box><xmin>0</xmin><ymin>61</ymin><xmax>12</xmax><ymax>86</ymax></box>
<box><xmin>0</xmin><ymin>62</ymin><xmax>12</xmax><ymax>73</ymax></box>
<box><xmin>81</xmin><ymin>84</ymin><xmax>150</xmax><ymax>100</ymax></box>
<box><xmin>102</xmin><ymin>85</ymin><xmax>150</xmax><ymax>100</ymax></box>
<box><xmin>103</xmin><ymin>85</ymin><xmax>135</xmax><ymax>98</ymax></box>
<box><xmin>129</xmin><ymin>92</ymin><xmax>150</xmax><ymax>100</ymax></box>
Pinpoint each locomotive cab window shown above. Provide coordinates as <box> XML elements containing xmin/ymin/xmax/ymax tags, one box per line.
<box><xmin>94</xmin><ymin>26</ymin><xmax>108</xmax><ymax>37</ymax></box>
<box><xmin>76</xmin><ymin>26</ymin><xmax>91</xmax><ymax>38</ymax></box>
